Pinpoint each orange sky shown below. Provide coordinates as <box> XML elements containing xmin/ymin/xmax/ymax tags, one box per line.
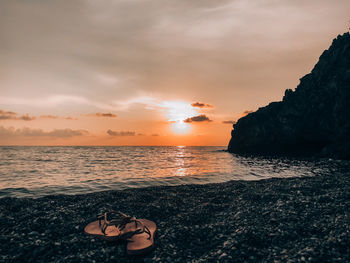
<box><xmin>1</xmin><ymin>0</ymin><xmax>349</xmax><ymax>146</ymax></box>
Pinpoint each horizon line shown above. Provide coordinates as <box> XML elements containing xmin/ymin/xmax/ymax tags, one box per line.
<box><xmin>0</xmin><ymin>145</ymin><xmax>227</xmax><ymax>147</ymax></box>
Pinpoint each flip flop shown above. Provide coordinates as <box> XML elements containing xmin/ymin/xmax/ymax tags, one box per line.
<box><xmin>84</xmin><ymin>211</ymin><xmax>140</xmax><ymax>241</ymax></box>
<box><xmin>126</xmin><ymin>219</ymin><xmax>157</xmax><ymax>255</ymax></box>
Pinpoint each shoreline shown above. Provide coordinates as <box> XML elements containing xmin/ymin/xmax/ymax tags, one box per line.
<box><xmin>1</xmin><ymin>173</ymin><xmax>349</xmax><ymax>262</ymax></box>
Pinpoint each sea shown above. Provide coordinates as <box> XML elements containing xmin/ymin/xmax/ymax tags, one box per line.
<box><xmin>0</xmin><ymin>146</ymin><xmax>349</xmax><ymax>198</ymax></box>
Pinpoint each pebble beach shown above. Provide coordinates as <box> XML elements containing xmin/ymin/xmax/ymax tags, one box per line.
<box><xmin>1</xmin><ymin>171</ymin><xmax>349</xmax><ymax>262</ymax></box>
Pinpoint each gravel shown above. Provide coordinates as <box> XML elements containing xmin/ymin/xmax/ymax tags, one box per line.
<box><xmin>1</xmin><ymin>172</ymin><xmax>349</xmax><ymax>262</ymax></box>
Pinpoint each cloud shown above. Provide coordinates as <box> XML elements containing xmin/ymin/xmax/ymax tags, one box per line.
<box><xmin>112</xmin><ymin>96</ymin><xmax>159</xmax><ymax>111</ymax></box>
<box><xmin>0</xmin><ymin>95</ymin><xmax>119</xmax><ymax>112</ymax></box>
<box><xmin>0</xmin><ymin>126</ymin><xmax>88</xmax><ymax>138</ymax></box>
<box><xmin>65</xmin><ymin>116</ymin><xmax>78</xmax><ymax>120</ymax></box>
<box><xmin>0</xmin><ymin>110</ymin><xmax>16</xmax><ymax>119</ymax></box>
<box><xmin>1</xmin><ymin>0</ymin><xmax>349</xmax><ymax>123</ymax></box>
<box><xmin>107</xmin><ymin>130</ymin><xmax>135</xmax><ymax>136</ymax></box>
<box><xmin>222</xmin><ymin>120</ymin><xmax>236</xmax><ymax>124</ymax></box>
<box><xmin>242</xmin><ymin>110</ymin><xmax>254</xmax><ymax>116</ymax></box>
<box><xmin>46</xmin><ymin>129</ymin><xmax>88</xmax><ymax>138</ymax></box>
<box><xmin>191</xmin><ymin>102</ymin><xmax>214</xmax><ymax>108</ymax></box>
<box><xmin>151</xmin><ymin>133</ymin><xmax>159</xmax><ymax>136</ymax></box>
<box><xmin>184</xmin><ymin>114</ymin><xmax>212</xmax><ymax>123</ymax></box>
<box><xmin>40</xmin><ymin>115</ymin><xmax>59</xmax><ymax>119</ymax></box>
<box><xmin>40</xmin><ymin>115</ymin><xmax>78</xmax><ymax>120</ymax></box>
<box><xmin>19</xmin><ymin>114</ymin><xmax>36</xmax><ymax>121</ymax></box>
<box><xmin>0</xmin><ymin>109</ymin><xmax>36</xmax><ymax>121</ymax></box>
<box><xmin>88</xmin><ymin>113</ymin><xmax>117</xmax><ymax>118</ymax></box>
<box><xmin>96</xmin><ymin>113</ymin><xmax>117</xmax><ymax>118</ymax></box>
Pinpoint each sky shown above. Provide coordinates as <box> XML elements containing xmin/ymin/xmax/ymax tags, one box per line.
<box><xmin>0</xmin><ymin>0</ymin><xmax>349</xmax><ymax>146</ymax></box>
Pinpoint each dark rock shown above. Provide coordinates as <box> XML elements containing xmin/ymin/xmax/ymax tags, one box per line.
<box><xmin>228</xmin><ymin>32</ymin><xmax>350</xmax><ymax>160</ymax></box>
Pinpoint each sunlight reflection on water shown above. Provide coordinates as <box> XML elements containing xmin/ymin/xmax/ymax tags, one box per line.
<box><xmin>0</xmin><ymin>146</ymin><xmax>349</xmax><ymax>198</ymax></box>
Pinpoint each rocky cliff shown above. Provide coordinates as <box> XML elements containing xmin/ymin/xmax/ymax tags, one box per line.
<box><xmin>228</xmin><ymin>32</ymin><xmax>350</xmax><ymax>159</ymax></box>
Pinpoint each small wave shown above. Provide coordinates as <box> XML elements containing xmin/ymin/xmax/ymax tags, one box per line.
<box><xmin>0</xmin><ymin>146</ymin><xmax>349</xmax><ymax>198</ymax></box>
<box><xmin>213</xmin><ymin>149</ymin><xmax>228</xmax><ymax>152</ymax></box>
<box><xmin>0</xmin><ymin>187</ymin><xmax>31</xmax><ymax>198</ymax></box>
<box><xmin>35</xmin><ymin>159</ymin><xmax>54</xmax><ymax>162</ymax></box>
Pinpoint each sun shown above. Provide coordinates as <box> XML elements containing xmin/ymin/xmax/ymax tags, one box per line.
<box><xmin>171</xmin><ymin>121</ymin><xmax>191</xmax><ymax>134</ymax></box>
<box><xmin>160</xmin><ymin>100</ymin><xmax>197</xmax><ymax>135</ymax></box>
<box><xmin>161</xmin><ymin>101</ymin><xmax>197</xmax><ymax>121</ymax></box>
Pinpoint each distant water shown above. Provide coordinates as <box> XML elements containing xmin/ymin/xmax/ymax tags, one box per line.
<box><xmin>0</xmin><ymin>146</ymin><xmax>349</xmax><ymax>198</ymax></box>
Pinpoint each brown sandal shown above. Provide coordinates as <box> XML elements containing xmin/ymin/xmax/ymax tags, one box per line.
<box><xmin>84</xmin><ymin>211</ymin><xmax>141</xmax><ymax>241</ymax></box>
<box><xmin>126</xmin><ymin>219</ymin><xmax>157</xmax><ymax>255</ymax></box>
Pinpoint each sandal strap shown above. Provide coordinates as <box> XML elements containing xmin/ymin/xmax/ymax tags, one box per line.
<box><xmin>96</xmin><ymin>211</ymin><xmax>152</xmax><ymax>239</ymax></box>
<box><xmin>97</xmin><ymin>211</ymin><xmax>134</xmax><ymax>235</ymax></box>
<box><xmin>128</xmin><ymin>219</ymin><xmax>152</xmax><ymax>240</ymax></box>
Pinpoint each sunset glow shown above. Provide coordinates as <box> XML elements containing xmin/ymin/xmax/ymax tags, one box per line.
<box><xmin>1</xmin><ymin>0</ymin><xmax>349</xmax><ymax>146</ymax></box>
<box><xmin>1</xmin><ymin>2</ymin><xmax>349</xmax><ymax>262</ymax></box>
<box><xmin>162</xmin><ymin>101</ymin><xmax>198</xmax><ymax>122</ymax></box>
<box><xmin>171</xmin><ymin>121</ymin><xmax>192</xmax><ymax>135</ymax></box>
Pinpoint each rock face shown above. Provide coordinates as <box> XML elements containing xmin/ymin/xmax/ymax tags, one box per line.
<box><xmin>228</xmin><ymin>32</ymin><xmax>350</xmax><ymax>159</ymax></box>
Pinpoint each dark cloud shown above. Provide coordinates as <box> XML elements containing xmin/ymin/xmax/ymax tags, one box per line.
<box><xmin>137</xmin><ymin>133</ymin><xmax>146</xmax><ymax>136</ymax></box>
<box><xmin>0</xmin><ymin>126</ymin><xmax>88</xmax><ymax>138</ymax></box>
<box><xmin>151</xmin><ymin>133</ymin><xmax>159</xmax><ymax>136</ymax></box>
<box><xmin>88</xmin><ymin>113</ymin><xmax>117</xmax><ymax>118</ymax></box>
<box><xmin>222</xmin><ymin>120</ymin><xmax>236</xmax><ymax>124</ymax></box>
<box><xmin>184</xmin><ymin>114</ymin><xmax>212</xmax><ymax>123</ymax></box>
<box><xmin>0</xmin><ymin>110</ymin><xmax>35</xmax><ymax>121</ymax></box>
<box><xmin>107</xmin><ymin>130</ymin><xmax>135</xmax><ymax>136</ymax></box>
<box><xmin>191</xmin><ymin>102</ymin><xmax>214</xmax><ymax>108</ymax></box>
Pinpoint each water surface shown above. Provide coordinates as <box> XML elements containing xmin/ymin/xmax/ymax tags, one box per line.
<box><xmin>0</xmin><ymin>146</ymin><xmax>348</xmax><ymax>198</ymax></box>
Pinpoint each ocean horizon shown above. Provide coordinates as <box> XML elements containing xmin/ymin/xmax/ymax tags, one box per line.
<box><xmin>1</xmin><ymin>146</ymin><xmax>348</xmax><ymax>198</ymax></box>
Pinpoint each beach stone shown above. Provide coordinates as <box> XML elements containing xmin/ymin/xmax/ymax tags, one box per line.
<box><xmin>219</xmin><ymin>252</ymin><xmax>227</xmax><ymax>259</ymax></box>
<box><xmin>0</xmin><ymin>171</ymin><xmax>350</xmax><ymax>262</ymax></box>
